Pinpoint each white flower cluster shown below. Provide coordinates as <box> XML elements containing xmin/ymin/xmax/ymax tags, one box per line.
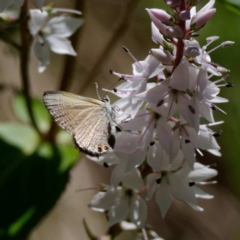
<box><xmin>0</xmin><ymin>0</ymin><xmax>83</xmax><ymax>73</ymax></box>
<box><xmin>89</xmin><ymin>0</ymin><xmax>234</xmax><ymax>229</ymax></box>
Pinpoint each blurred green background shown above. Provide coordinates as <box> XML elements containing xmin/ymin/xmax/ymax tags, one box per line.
<box><xmin>0</xmin><ymin>0</ymin><xmax>240</xmax><ymax>239</ymax></box>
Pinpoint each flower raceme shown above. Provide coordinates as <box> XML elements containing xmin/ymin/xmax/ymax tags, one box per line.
<box><xmin>89</xmin><ymin>0</ymin><xmax>234</xmax><ymax>229</ymax></box>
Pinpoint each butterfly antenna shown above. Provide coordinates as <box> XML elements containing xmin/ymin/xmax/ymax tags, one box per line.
<box><xmin>76</xmin><ymin>187</ymin><xmax>99</xmax><ymax>193</ymax></box>
<box><xmin>95</xmin><ymin>82</ymin><xmax>102</xmax><ymax>100</ymax></box>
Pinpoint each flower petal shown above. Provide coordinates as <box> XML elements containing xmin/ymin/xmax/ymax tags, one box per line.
<box><xmin>47</xmin><ymin>16</ymin><xmax>84</xmax><ymax>38</ymax></box>
<box><xmin>130</xmin><ymin>195</ymin><xmax>148</xmax><ymax>228</ymax></box>
<box><xmin>46</xmin><ymin>36</ymin><xmax>77</xmax><ymax>55</ymax></box>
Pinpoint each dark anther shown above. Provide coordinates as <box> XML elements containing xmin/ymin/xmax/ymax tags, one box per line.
<box><xmin>156</xmin><ymin>178</ymin><xmax>161</xmax><ymax>184</ymax></box>
<box><xmin>188</xmin><ymin>105</ymin><xmax>195</xmax><ymax>114</ymax></box>
<box><xmin>150</xmin><ymin>141</ymin><xmax>155</xmax><ymax>146</ymax></box>
<box><xmin>122</xmin><ymin>46</ymin><xmax>129</xmax><ymax>52</ymax></box>
<box><xmin>115</xmin><ymin>126</ymin><xmax>121</xmax><ymax>132</ymax></box>
<box><xmin>103</xmin><ymin>162</ymin><xmax>109</xmax><ymax>168</ymax></box>
<box><xmin>156</xmin><ymin>99</ymin><xmax>164</xmax><ymax>107</ymax></box>
<box><xmin>213</xmin><ymin>131</ymin><xmax>222</xmax><ymax>137</ymax></box>
<box><xmin>226</xmin><ymin>82</ymin><xmax>233</xmax><ymax>88</ymax></box>
<box><xmin>189</xmin><ymin>182</ymin><xmax>195</xmax><ymax>187</ymax></box>
<box><xmin>109</xmin><ymin>69</ymin><xmax>113</xmax><ymax>74</ymax></box>
<box><xmin>211</xmin><ymin>105</ymin><xmax>217</xmax><ymax>110</ymax></box>
<box><xmin>113</xmin><ymin>88</ymin><xmax>117</xmax><ymax>92</ymax></box>
<box><xmin>98</xmin><ymin>147</ymin><xmax>103</xmax><ymax>153</ymax></box>
<box><xmin>185</xmin><ymin>139</ymin><xmax>190</xmax><ymax>143</ymax></box>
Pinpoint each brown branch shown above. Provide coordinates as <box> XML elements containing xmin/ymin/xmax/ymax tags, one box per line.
<box><xmin>46</xmin><ymin>0</ymin><xmax>85</xmax><ymax>142</ymax></box>
<box><xmin>77</xmin><ymin>0</ymin><xmax>140</xmax><ymax>94</ymax></box>
<box><xmin>20</xmin><ymin>1</ymin><xmax>42</xmax><ymax>137</ymax></box>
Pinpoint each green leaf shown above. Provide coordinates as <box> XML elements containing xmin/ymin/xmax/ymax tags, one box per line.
<box><xmin>13</xmin><ymin>94</ymin><xmax>51</xmax><ymax>133</ymax></box>
<box><xmin>0</xmin><ymin>123</ymin><xmax>40</xmax><ymax>155</ymax></box>
<box><xmin>219</xmin><ymin>0</ymin><xmax>240</xmax><ymax>15</ymax></box>
<box><xmin>0</xmin><ymin>139</ymin><xmax>79</xmax><ymax>240</ymax></box>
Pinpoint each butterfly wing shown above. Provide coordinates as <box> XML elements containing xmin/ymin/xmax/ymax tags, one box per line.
<box><xmin>43</xmin><ymin>91</ymin><xmax>114</xmax><ymax>156</ymax></box>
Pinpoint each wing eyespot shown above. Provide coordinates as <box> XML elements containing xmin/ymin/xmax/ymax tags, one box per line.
<box><xmin>97</xmin><ymin>146</ymin><xmax>103</xmax><ymax>153</ymax></box>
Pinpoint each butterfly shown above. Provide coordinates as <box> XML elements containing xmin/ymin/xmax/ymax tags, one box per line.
<box><xmin>43</xmin><ymin>91</ymin><xmax>115</xmax><ymax>157</ymax></box>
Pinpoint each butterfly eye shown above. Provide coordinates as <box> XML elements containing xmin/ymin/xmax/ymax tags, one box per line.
<box><xmin>104</xmin><ymin>146</ymin><xmax>108</xmax><ymax>150</ymax></box>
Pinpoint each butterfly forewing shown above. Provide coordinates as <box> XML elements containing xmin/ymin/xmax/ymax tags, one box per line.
<box><xmin>43</xmin><ymin>91</ymin><xmax>114</xmax><ymax>156</ymax></box>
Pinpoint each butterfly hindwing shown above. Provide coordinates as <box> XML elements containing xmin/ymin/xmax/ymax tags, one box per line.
<box><xmin>43</xmin><ymin>91</ymin><xmax>114</xmax><ymax>156</ymax></box>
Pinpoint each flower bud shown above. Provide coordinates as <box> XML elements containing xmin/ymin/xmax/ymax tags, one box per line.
<box><xmin>184</xmin><ymin>46</ymin><xmax>200</xmax><ymax>57</ymax></box>
<box><xmin>165</xmin><ymin>0</ymin><xmax>181</xmax><ymax>8</ymax></box>
<box><xmin>191</xmin><ymin>9</ymin><xmax>216</xmax><ymax>30</ymax></box>
<box><xmin>166</xmin><ymin>26</ymin><xmax>183</xmax><ymax>38</ymax></box>
<box><xmin>148</xmin><ymin>8</ymin><xmax>174</xmax><ymax>24</ymax></box>
<box><xmin>150</xmin><ymin>48</ymin><xmax>173</xmax><ymax>65</ymax></box>
<box><xmin>179</xmin><ymin>10</ymin><xmax>191</xmax><ymax>21</ymax></box>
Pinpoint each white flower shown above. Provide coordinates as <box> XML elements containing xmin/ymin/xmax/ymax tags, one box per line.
<box><xmin>146</xmin><ymin>151</ymin><xmax>217</xmax><ymax>217</ymax></box>
<box><xmin>89</xmin><ymin>169</ymin><xmax>147</xmax><ymax>228</ymax></box>
<box><xmin>28</xmin><ymin>9</ymin><xmax>84</xmax><ymax>72</ymax></box>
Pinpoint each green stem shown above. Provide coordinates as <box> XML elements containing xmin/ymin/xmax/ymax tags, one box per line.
<box><xmin>19</xmin><ymin>1</ymin><xmax>42</xmax><ymax>137</ymax></box>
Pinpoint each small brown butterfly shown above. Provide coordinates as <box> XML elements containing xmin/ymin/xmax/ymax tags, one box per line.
<box><xmin>43</xmin><ymin>91</ymin><xmax>115</xmax><ymax>156</ymax></box>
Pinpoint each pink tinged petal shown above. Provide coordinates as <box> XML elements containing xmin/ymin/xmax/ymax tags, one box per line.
<box><xmin>197</xmin><ymin>127</ymin><xmax>220</xmax><ymax>150</ymax></box>
<box><xmin>178</xmin><ymin>94</ymin><xmax>199</xmax><ymax>132</ymax></box>
<box><xmin>210</xmin><ymin>96</ymin><xmax>228</xmax><ymax>103</ymax></box>
<box><xmin>168</xmin><ymin>174</ymin><xmax>198</xmax><ymax>207</ymax></box>
<box><xmin>169</xmin><ymin>59</ymin><xmax>189</xmax><ymax>90</ymax></box>
<box><xmin>126</xmin><ymin>147</ymin><xmax>147</xmax><ymax>173</ymax></box>
<box><xmin>33</xmin><ymin>38</ymin><xmax>50</xmax><ymax>73</ymax></box>
<box><xmin>155</xmin><ymin>177</ymin><xmax>172</xmax><ymax>218</ymax></box>
<box><xmin>121</xmin><ymin>109</ymin><xmax>149</xmax><ymax>131</ymax></box>
<box><xmin>110</xmin><ymin>161</ymin><xmax>127</xmax><ymax>187</ymax></box>
<box><xmin>114</xmin><ymin>132</ymin><xmax>139</xmax><ymax>154</ymax></box>
<box><xmin>130</xmin><ymin>195</ymin><xmax>148</xmax><ymax>228</ymax></box>
<box><xmin>47</xmin><ymin>16</ymin><xmax>84</xmax><ymax>38</ymax></box>
<box><xmin>197</xmin><ymin>67</ymin><xmax>208</xmax><ymax>98</ymax></box>
<box><xmin>46</xmin><ymin>36</ymin><xmax>77</xmax><ymax>55</ymax></box>
<box><xmin>207</xmin><ymin>149</ymin><xmax>221</xmax><ymax>156</ymax></box>
<box><xmin>135</xmin><ymin>81</ymin><xmax>169</xmax><ymax>104</ymax></box>
<box><xmin>199</xmin><ymin>101</ymin><xmax>215</xmax><ymax>122</ymax></box>
<box><xmin>191</xmin><ymin>9</ymin><xmax>216</xmax><ymax>30</ymax></box>
<box><xmin>150</xmin><ymin>48</ymin><xmax>173</xmax><ymax>65</ymax></box>
<box><xmin>188</xmin><ymin>162</ymin><xmax>218</xmax><ymax>181</ymax></box>
<box><xmin>147</xmin><ymin>9</ymin><xmax>173</xmax><ymax>24</ymax></box>
<box><xmin>147</xmin><ymin>142</ymin><xmax>163</xmax><ymax>171</ymax></box>
<box><xmin>193</xmin><ymin>186</ymin><xmax>214</xmax><ymax>199</ymax></box>
<box><xmin>131</xmin><ymin>98</ymin><xmax>143</xmax><ymax>119</ymax></box>
<box><xmin>108</xmin><ymin>196</ymin><xmax>130</xmax><ymax>228</ymax></box>
<box><xmin>156</xmin><ymin>119</ymin><xmax>173</xmax><ymax>155</ymax></box>
<box><xmin>89</xmin><ymin>187</ymin><xmax>121</xmax><ymax>211</ymax></box>
<box><xmin>28</xmin><ymin>9</ymin><xmax>48</xmax><ymax>35</ymax></box>
<box><xmin>169</xmin><ymin>150</ymin><xmax>184</xmax><ymax>171</ymax></box>
<box><xmin>146</xmin><ymin>173</ymin><xmax>160</xmax><ymax>200</ymax></box>
<box><xmin>146</xmin><ymin>8</ymin><xmax>168</xmax><ymax>35</ymax></box>
<box><xmin>181</xmin><ymin>138</ymin><xmax>195</xmax><ymax>169</ymax></box>
<box><xmin>122</xmin><ymin>169</ymin><xmax>144</xmax><ymax>191</ymax></box>
<box><xmin>170</xmin><ymin>129</ymin><xmax>181</xmax><ymax>161</ymax></box>
<box><xmin>151</xmin><ymin>22</ymin><xmax>164</xmax><ymax>45</ymax></box>
<box><xmin>198</xmin><ymin>0</ymin><xmax>215</xmax><ymax>14</ymax></box>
